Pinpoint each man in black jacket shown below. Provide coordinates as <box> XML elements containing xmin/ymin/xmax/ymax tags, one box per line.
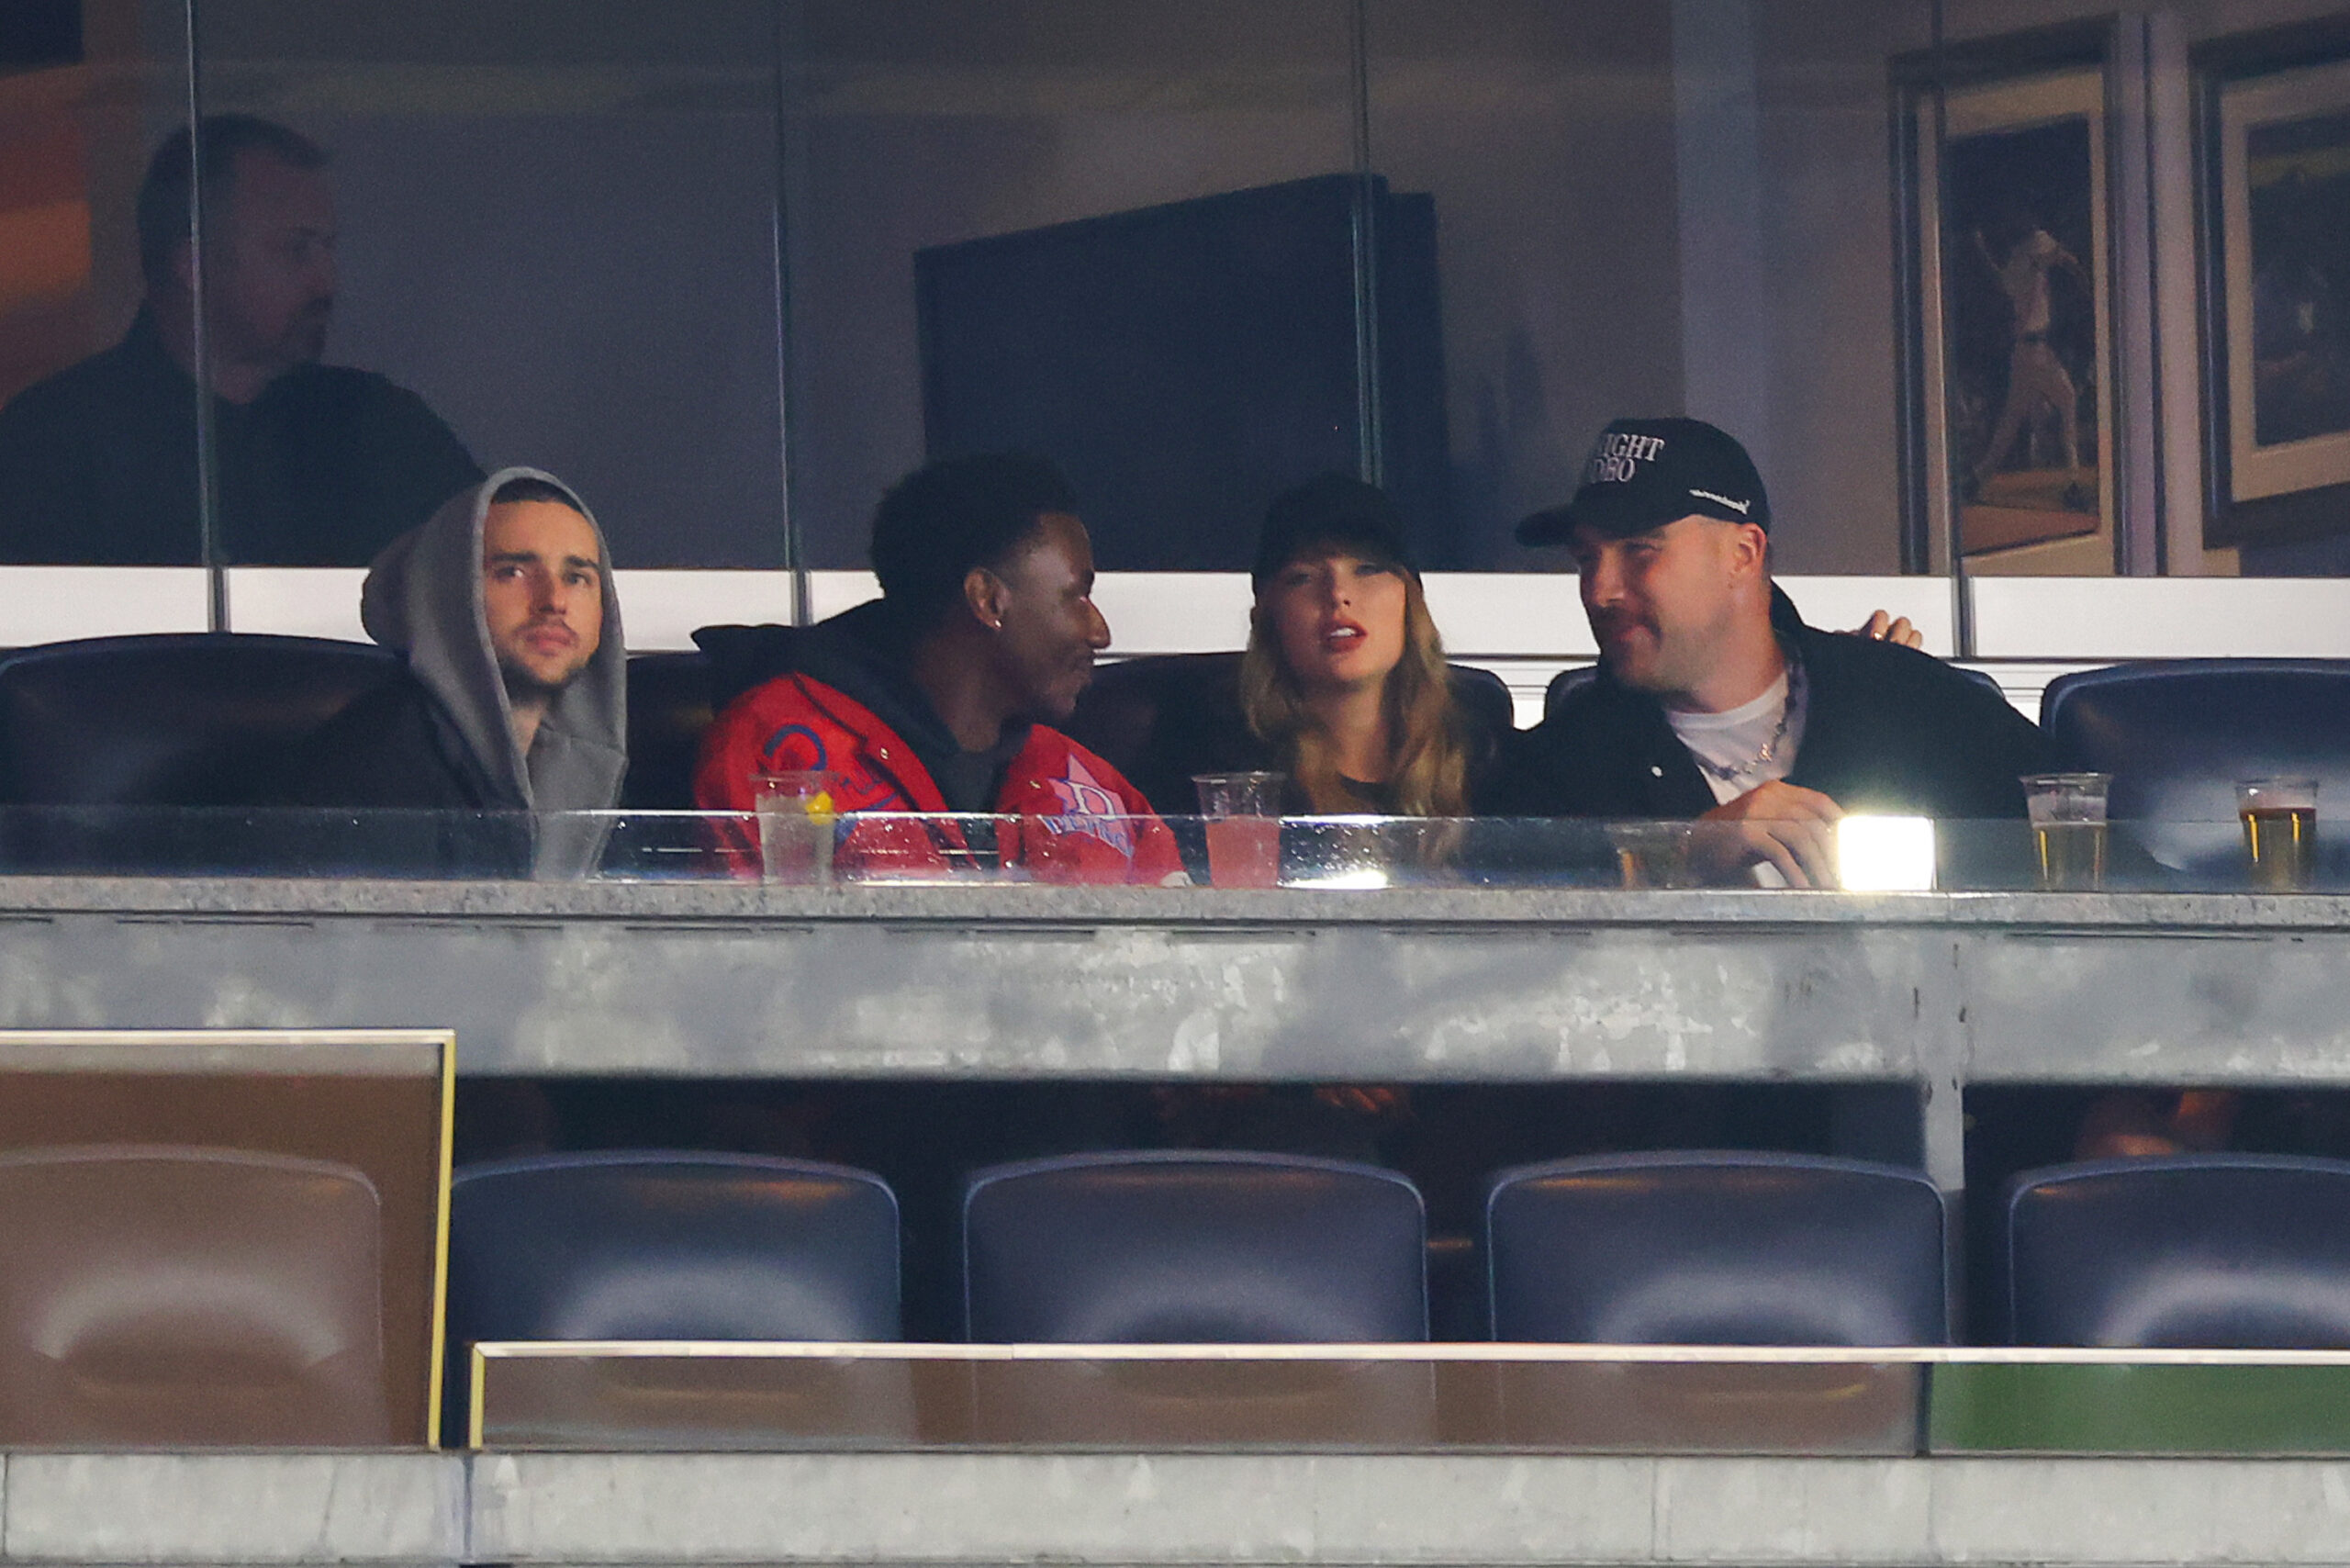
<box><xmin>0</xmin><ymin>117</ymin><xmax>481</xmax><ymax>566</ymax></box>
<box><xmin>1498</xmin><ymin>417</ymin><xmax>2050</xmax><ymax>887</ymax></box>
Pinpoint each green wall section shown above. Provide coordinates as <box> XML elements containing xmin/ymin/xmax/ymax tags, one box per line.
<box><xmin>1930</xmin><ymin>1362</ymin><xmax>2350</xmax><ymax>1454</ymax></box>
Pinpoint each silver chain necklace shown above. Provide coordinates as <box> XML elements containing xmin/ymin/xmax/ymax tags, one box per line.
<box><xmin>1690</xmin><ymin>659</ymin><xmax>1802</xmax><ymax>784</ymax></box>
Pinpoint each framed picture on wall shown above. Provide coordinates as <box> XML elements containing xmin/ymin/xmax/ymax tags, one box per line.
<box><xmin>1893</xmin><ymin>22</ymin><xmax>2128</xmax><ymax>577</ymax></box>
<box><xmin>1936</xmin><ymin>73</ymin><xmax>2112</xmax><ymax>562</ymax></box>
<box><xmin>2197</xmin><ymin>22</ymin><xmax>2350</xmax><ymax>554</ymax></box>
<box><xmin>1899</xmin><ymin>68</ymin><xmax>2116</xmax><ymax>573</ymax></box>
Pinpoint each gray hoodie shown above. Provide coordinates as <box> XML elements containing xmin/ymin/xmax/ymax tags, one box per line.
<box><xmin>360</xmin><ymin>467</ymin><xmax>627</xmax><ymax>874</ymax></box>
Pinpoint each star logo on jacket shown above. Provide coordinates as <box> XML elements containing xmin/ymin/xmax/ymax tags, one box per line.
<box><xmin>1042</xmin><ymin>754</ymin><xmax>1135</xmax><ymax>855</ymax></box>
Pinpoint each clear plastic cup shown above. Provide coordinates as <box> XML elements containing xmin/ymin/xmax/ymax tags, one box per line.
<box><xmin>2237</xmin><ymin>777</ymin><xmax>2318</xmax><ymax>892</ymax></box>
<box><xmin>1192</xmin><ymin>771</ymin><xmax>1283</xmax><ymax>888</ymax></box>
<box><xmin>2020</xmin><ymin>772</ymin><xmax>2109</xmax><ymax>891</ymax></box>
<box><xmin>753</xmin><ymin>769</ymin><xmax>836</xmax><ymax>885</ymax></box>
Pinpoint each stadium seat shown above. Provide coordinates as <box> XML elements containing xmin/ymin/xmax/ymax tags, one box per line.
<box><xmin>1066</xmin><ymin>651</ymin><xmax>1515</xmax><ymax>816</ymax></box>
<box><xmin>0</xmin><ymin>632</ymin><xmax>399</xmax><ymax>807</ymax></box>
<box><xmin>445</xmin><ymin>1151</ymin><xmax>901</xmax><ymax>1439</ymax></box>
<box><xmin>1483</xmin><ymin>1151</ymin><xmax>1949</xmax><ymax>1344</ymax></box>
<box><xmin>1542</xmin><ymin>664</ymin><xmax>1597</xmax><ymax>724</ymax></box>
<box><xmin>0</xmin><ymin>1144</ymin><xmax>391</xmax><ymax>1445</ymax></box>
<box><xmin>448</xmin><ymin>1150</ymin><xmax>901</xmax><ymax>1343</ymax></box>
<box><xmin>2000</xmin><ymin>1154</ymin><xmax>2350</xmax><ymax>1348</ymax></box>
<box><xmin>621</xmin><ymin>650</ymin><xmax>716</xmax><ymax>812</ymax></box>
<box><xmin>961</xmin><ymin>1149</ymin><xmax>1427</xmax><ymax>1341</ymax></box>
<box><xmin>2041</xmin><ymin>659</ymin><xmax>2350</xmax><ymax>876</ymax></box>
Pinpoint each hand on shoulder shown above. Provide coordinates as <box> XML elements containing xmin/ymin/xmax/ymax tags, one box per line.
<box><xmin>1849</xmin><ymin>610</ymin><xmax>1924</xmax><ymax>650</ymax></box>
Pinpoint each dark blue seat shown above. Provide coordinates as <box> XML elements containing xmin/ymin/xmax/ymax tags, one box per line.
<box><xmin>1541</xmin><ymin>664</ymin><xmax>1597</xmax><ymax>725</ymax></box>
<box><xmin>961</xmin><ymin>1150</ymin><xmax>1427</xmax><ymax>1342</ymax></box>
<box><xmin>2001</xmin><ymin>1154</ymin><xmax>2350</xmax><ymax>1348</ymax></box>
<box><xmin>0</xmin><ymin>633</ymin><xmax>408</xmax><ymax>873</ymax></box>
<box><xmin>445</xmin><ymin>1151</ymin><xmax>900</xmax><ymax>1440</ymax></box>
<box><xmin>2041</xmin><ymin>660</ymin><xmax>2350</xmax><ymax>877</ymax></box>
<box><xmin>1483</xmin><ymin>1151</ymin><xmax>1948</xmax><ymax>1344</ymax></box>
<box><xmin>621</xmin><ymin>650</ymin><xmax>715</xmax><ymax>812</ymax></box>
<box><xmin>0</xmin><ymin>633</ymin><xmax>401</xmax><ymax>807</ymax></box>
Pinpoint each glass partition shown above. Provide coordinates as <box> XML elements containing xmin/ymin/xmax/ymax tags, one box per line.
<box><xmin>1357</xmin><ymin>0</ymin><xmax>1943</xmax><ymax>577</ymax></box>
<box><xmin>472</xmin><ymin>1340</ymin><xmax>1926</xmax><ymax>1454</ymax></box>
<box><xmin>14</xmin><ymin>0</ymin><xmax>2350</xmax><ymax>587</ymax></box>
<box><xmin>0</xmin><ymin>0</ymin><xmax>200</xmax><ymax>566</ymax></box>
<box><xmin>473</xmin><ymin>1340</ymin><xmax>2350</xmax><ymax>1457</ymax></box>
<box><xmin>0</xmin><ymin>807</ymin><xmax>2336</xmax><ymax>892</ymax></box>
<box><xmin>185</xmin><ymin>0</ymin><xmax>789</xmax><ymax>569</ymax></box>
<box><xmin>776</xmin><ymin>0</ymin><xmax>1364</xmax><ymax>575</ymax></box>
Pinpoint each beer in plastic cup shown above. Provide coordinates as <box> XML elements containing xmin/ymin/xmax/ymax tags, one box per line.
<box><xmin>2238</xmin><ymin>777</ymin><xmax>2318</xmax><ymax>892</ymax></box>
<box><xmin>2021</xmin><ymin>773</ymin><xmax>2109</xmax><ymax>891</ymax></box>
<box><xmin>1607</xmin><ymin>823</ymin><xmax>1696</xmax><ymax>890</ymax></box>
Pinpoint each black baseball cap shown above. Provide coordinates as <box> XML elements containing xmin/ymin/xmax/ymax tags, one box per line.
<box><xmin>1516</xmin><ymin>417</ymin><xmax>1770</xmax><ymax>545</ymax></box>
<box><xmin>1252</xmin><ymin>473</ymin><xmax>1417</xmax><ymax>585</ymax></box>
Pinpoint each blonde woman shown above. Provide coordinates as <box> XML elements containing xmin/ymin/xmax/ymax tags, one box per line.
<box><xmin>1231</xmin><ymin>473</ymin><xmax>1497</xmax><ymax>816</ymax></box>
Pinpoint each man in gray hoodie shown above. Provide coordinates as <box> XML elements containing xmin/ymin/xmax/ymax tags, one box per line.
<box><xmin>288</xmin><ymin>467</ymin><xmax>627</xmax><ymax>875</ymax></box>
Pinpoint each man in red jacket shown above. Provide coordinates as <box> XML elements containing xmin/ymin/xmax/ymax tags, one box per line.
<box><xmin>693</xmin><ymin>453</ymin><xmax>1186</xmax><ymax>883</ymax></box>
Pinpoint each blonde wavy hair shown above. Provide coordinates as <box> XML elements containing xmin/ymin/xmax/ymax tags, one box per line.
<box><xmin>1238</xmin><ymin>555</ymin><xmax>1472</xmax><ymax>818</ymax></box>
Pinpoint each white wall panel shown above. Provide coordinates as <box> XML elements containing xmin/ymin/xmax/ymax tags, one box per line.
<box><xmin>0</xmin><ymin>569</ymin><xmax>210</xmax><ymax>646</ymax></box>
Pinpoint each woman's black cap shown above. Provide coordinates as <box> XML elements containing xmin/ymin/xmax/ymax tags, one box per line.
<box><xmin>1253</xmin><ymin>473</ymin><xmax>1417</xmax><ymax>586</ymax></box>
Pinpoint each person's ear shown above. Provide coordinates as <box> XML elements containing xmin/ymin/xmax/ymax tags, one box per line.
<box><xmin>965</xmin><ymin>566</ymin><xmax>1009</xmax><ymax>633</ymax></box>
<box><xmin>170</xmin><ymin>238</ymin><xmax>198</xmax><ymax>296</ymax></box>
<box><xmin>1729</xmin><ymin>521</ymin><xmax>1769</xmax><ymax>578</ymax></box>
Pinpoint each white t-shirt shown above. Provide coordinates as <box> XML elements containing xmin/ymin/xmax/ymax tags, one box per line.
<box><xmin>1666</xmin><ymin>667</ymin><xmax>1810</xmax><ymax>889</ymax></box>
<box><xmin>1666</xmin><ymin>671</ymin><xmax>1807</xmax><ymax>807</ymax></box>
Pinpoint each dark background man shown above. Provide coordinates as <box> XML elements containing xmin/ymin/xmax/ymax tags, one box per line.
<box><xmin>0</xmin><ymin>115</ymin><xmax>480</xmax><ymax>566</ymax></box>
<box><xmin>1501</xmin><ymin>416</ymin><xmax>2050</xmax><ymax>888</ymax></box>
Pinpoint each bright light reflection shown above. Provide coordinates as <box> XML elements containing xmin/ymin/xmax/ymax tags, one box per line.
<box><xmin>1836</xmin><ymin>815</ymin><xmax>1936</xmax><ymax>892</ymax></box>
<box><xmin>1284</xmin><ymin>868</ymin><xmax>1393</xmax><ymax>891</ymax></box>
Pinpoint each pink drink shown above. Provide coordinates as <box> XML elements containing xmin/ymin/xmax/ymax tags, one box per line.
<box><xmin>1203</xmin><ymin>814</ymin><xmax>1280</xmax><ymax>889</ymax></box>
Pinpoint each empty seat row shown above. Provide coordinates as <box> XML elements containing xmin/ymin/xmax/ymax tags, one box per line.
<box><xmin>10</xmin><ymin>1143</ymin><xmax>2350</xmax><ymax>1448</ymax></box>
<box><xmin>445</xmin><ymin>1148</ymin><xmax>2350</xmax><ymax>1361</ymax></box>
<box><xmin>445</xmin><ymin>1150</ymin><xmax>1951</xmax><ymax>1355</ymax></box>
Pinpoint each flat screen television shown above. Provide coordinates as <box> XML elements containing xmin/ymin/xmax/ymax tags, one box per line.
<box><xmin>915</xmin><ymin>173</ymin><xmax>1449</xmax><ymax>571</ymax></box>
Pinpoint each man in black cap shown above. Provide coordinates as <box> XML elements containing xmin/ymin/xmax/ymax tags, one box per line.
<box><xmin>1497</xmin><ymin>416</ymin><xmax>2049</xmax><ymax>887</ymax></box>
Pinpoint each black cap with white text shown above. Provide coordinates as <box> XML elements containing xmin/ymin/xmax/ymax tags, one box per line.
<box><xmin>1516</xmin><ymin>416</ymin><xmax>1770</xmax><ymax>545</ymax></box>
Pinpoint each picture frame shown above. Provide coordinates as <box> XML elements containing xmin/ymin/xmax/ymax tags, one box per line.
<box><xmin>1892</xmin><ymin>23</ymin><xmax>2121</xmax><ymax>577</ymax></box>
<box><xmin>2195</xmin><ymin>18</ymin><xmax>2350</xmax><ymax>553</ymax></box>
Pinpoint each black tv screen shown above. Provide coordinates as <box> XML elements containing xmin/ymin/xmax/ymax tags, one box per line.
<box><xmin>915</xmin><ymin>173</ymin><xmax>1449</xmax><ymax>571</ymax></box>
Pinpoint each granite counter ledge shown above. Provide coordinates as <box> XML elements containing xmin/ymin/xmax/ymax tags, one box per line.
<box><xmin>2</xmin><ymin>876</ymin><xmax>2349</xmax><ymax>930</ymax></box>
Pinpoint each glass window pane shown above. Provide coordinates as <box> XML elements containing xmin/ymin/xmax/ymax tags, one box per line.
<box><xmin>189</xmin><ymin>0</ymin><xmax>786</xmax><ymax>566</ymax></box>
<box><xmin>778</xmin><ymin>0</ymin><xmax>1359</xmax><ymax>572</ymax></box>
<box><xmin>0</xmin><ymin>0</ymin><xmax>205</xmax><ymax>566</ymax></box>
<box><xmin>1363</xmin><ymin>0</ymin><xmax>1938</xmax><ymax>577</ymax></box>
